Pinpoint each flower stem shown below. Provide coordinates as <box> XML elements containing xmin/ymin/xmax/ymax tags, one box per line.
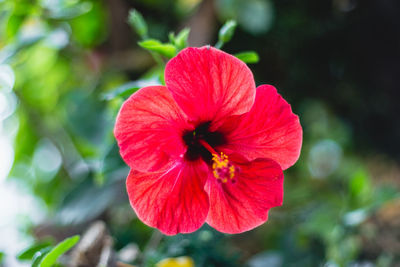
<box><xmin>215</xmin><ymin>40</ymin><xmax>223</xmax><ymax>49</ymax></box>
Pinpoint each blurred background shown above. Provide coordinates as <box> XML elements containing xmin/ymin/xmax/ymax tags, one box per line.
<box><xmin>0</xmin><ymin>0</ymin><xmax>400</xmax><ymax>266</ymax></box>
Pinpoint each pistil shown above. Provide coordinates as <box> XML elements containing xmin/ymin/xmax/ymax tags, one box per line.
<box><xmin>198</xmin><ymin>140</ymin><xmax>236</xmax><ymax>183</ymax></box>
<box><xmin>198</xmin><ymin>139</ymin><xmax>218</xmax><ymax>155</ymax></box>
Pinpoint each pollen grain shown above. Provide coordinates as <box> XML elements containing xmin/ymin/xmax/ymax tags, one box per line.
<box><xmin>212</xmin><ymin>152</ymin><xmax>236</xmax><ymax>183</ymax></box>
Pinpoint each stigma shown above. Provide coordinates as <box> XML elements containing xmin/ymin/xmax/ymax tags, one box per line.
<box><xmin>212</xmin><ymin>152</ymin><xmax>236</xmax><ymax>183</ymax></box>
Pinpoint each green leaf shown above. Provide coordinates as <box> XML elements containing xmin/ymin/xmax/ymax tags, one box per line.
<box><xmin>174</xmin><ymin>28</ymin><xmax>190</xmax><ymax>50</ymax></box>
<box><xmin>17</xmin><ymin>241</ymin><xmax>53</xmax><ymax>261</ymax></box>
<box><xmin>219</xmin><ymin>20</ymin><xmax>237</xmax><ymax>42</ymax></box>
<box><xmin>32</xmin><ymin>247</ymin><xmax>52</xmax><ymax>267</ymax></box>
<box><xmin>168</xmin><ymin>32</ymin><xmax>176</xmax><ymax>44</ymax></box>
<box><xmin>216</xmin><ymin>20</ymin><xmax>237</xmax><ymax>49</ymax></box>
<box><xmin>234</xmin><ymin>51</ymin><xmax>259</xmax><ymax>64</ymax></box>
<box><xmin>138</xmin><ymin>39</ymin><xmax>177</xmax><ymax>58</ymax></box>
<box><xmin>39</xmin><ymin>235</ymin><xmax>80</xmax><ymax>267</ymax></box>
<box><xmin>0</xmin><ymin>64</ymin><xmax>15</xmax><ymax>91</ymax></box>
<box><xmin>128</xmin><ymin>9</ymin><xmax>148</xmax><ymax>39</ymax></box>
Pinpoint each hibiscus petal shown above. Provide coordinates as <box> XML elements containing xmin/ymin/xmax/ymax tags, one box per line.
<box><xmin>165</xmin><ymin>46</ymin><xmax>256</xmax><ymax>128</ymax></box>
<box><xmin>220</xmin><ymin>85</ymin><xmax>302</xmax><ymax>170</ymax></box>
<box><xmin>126</xmin><ymin>160</ymin><xmax>210</xmax><ymax>235</ymax></box>
<box><xmin>114</xmin><ymin>86</ymin><xmax>191</xmax><ymax>172</ymax></box>
<box><xmin>205</xmin><ymin>156</ymin><xmax>283</xmax><ymax>234</ymax></box>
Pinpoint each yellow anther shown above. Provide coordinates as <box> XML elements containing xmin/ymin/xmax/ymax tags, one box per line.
<box><xmin>212</xmin><ymin>152</ymin><xmax>236</xmax><ymax>183</ymax></box>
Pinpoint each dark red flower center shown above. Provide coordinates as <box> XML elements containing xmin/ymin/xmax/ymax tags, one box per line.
<box><xmin>182</xmin><ymin>121</ymin><xmax>226</xmax><ymax>163</ymax></box>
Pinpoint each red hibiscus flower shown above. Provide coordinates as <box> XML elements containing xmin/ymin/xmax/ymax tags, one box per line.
<box><xmin>114</xmin><ymin>46</ymin><xmax>302</xmax><ymax>235</ymax></box>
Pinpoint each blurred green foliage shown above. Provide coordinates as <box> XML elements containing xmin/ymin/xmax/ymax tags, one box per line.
<box><xmin>216</xmin><ymin>20</ymin><xmax>237</xmax><ymax>48</ymax></box>
<box><xmin>1</xmin><ymin>0</ymin><xmax>400</xmax><ymax>266</ymax></box>
<box><xmin>17</xmin><ymin>235</ymin><xmax>80</xmax><ymax>267</ymax></box>
<box><xmin>38</xmin><ymin>235</ymin><xmax>80</xmax><ymax>267</ymax></box>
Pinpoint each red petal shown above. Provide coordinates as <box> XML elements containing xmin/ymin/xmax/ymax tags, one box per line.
<box><xmin>126</xmin><ymin>160</ymin><xmax>210</xmax><ymax>235</ymax></box>
<box><xmin>114</xmin><ymin>86</ymin><xmax>191</xmax><ymax>172</ymax></box>
<box><xmin>220</xmin><ymin>85</ymin><xmax>302</xmax><ymax>170</ymax></box>
<box><xmin>165</xmin><ymin>46</ymin><xmax>256</xmax><ymax>128</ymax></box>
<box><xmin>205</xmin><ymin>156</ymin><xmax>283</xmax><ymax>234</ymax></box>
